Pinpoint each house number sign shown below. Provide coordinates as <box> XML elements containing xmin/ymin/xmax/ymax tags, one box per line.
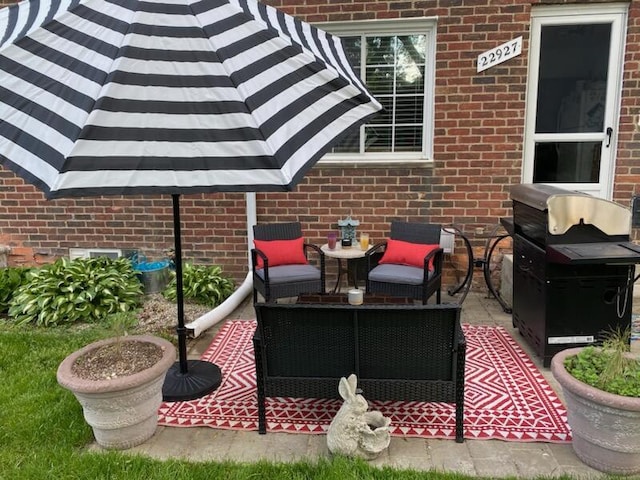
<box><xmin>477</xmin><ymin>36</ymin><xmax>522</xmax><ymax>72</ymax></box>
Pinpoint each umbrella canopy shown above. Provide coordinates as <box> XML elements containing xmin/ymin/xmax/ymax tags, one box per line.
<box><xmin>0</xmin><ymin>0</ymin><xmax>380</xmax><ymax>198</ymax></box>
<box><xmin>0</xmin><ymin>0</ymin><xmax>381</xmax><ymax>401</ymax></box>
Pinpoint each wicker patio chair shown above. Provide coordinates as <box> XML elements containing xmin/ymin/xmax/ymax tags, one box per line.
<box><xmin>365</xmin><ymin>221</ymin><xmax>444</xmax><ymax>304</ymax></box>
<box><xmin>252</xmin><ymin>222</ymin><xmax>326</xmax><ymax>302</ymax></box>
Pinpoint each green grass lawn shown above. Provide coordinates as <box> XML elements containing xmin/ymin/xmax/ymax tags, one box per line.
<box><xmin>0</xmin><ymin>322</ymin><xmax>611</xmax><ymax>480</ymax></box>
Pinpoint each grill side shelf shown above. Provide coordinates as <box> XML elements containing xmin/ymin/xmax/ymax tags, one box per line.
<box><xmin>546</xmin><ymin>242</ymin><xmax>640</xmax><ymax>265</ymax></box>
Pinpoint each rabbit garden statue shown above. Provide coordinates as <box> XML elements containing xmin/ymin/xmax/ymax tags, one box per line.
<box><xmin>326</xmin><ymin>374</ymin><xmax>391</xmax><ymax>459</ymax></box>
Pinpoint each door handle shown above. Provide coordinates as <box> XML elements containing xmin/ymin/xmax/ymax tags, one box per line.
<box><xmin>606</xmin><ymin>127</ymin><xmax>613</xmax><ymax>147</ymax></box>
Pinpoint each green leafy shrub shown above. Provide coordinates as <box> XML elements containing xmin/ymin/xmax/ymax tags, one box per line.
<box><xmin>0</xmin><ymin>266</ymin><xmax>32</xmax><ymax>313</ymax></box>
<box><xmin>163</xmin><ymin>263</ymin><xmax>235</xmax><ymax>307</ymax></box>
<box><xmin>8</xmin><ymin>257</ymin><xmax>143</xmax><ymax>326</ymax></box>
<box><xmin>564</xmin><ymin>327</ymin><xmax>640</xmax><ymax>397</ymax></box>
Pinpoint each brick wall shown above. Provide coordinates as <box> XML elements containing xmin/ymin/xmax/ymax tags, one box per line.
<box><xmin>1</xmin><ymin>0</ymin><xmax>638</xmax><ymax>293</ymax></box>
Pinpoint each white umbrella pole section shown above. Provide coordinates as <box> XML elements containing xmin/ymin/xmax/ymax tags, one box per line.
<box><xmin>185</xmin><ymin>193</ymin><xmax>256</xmax><ymax>338</ymax></box>
<box><xmin>162</xmin><ymin>194</ymin><xmax>222</xmax><ymax>402</ymax></box>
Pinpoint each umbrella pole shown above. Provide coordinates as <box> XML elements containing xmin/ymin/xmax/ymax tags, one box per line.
<box><xmin>162</xmin><ymin>194</ymin><xmax>222</xmax><ymax>402</ymax></box>
<box><xmin>173</xmin><ymin>193</ymin><xmax>189</xmax><ymax>374</ymax></box>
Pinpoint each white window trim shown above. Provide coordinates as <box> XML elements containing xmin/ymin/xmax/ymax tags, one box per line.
<box><xmin>315</xmin><ymin>18</ymin><xmax>438</xmax><ymax>165</ymax></box>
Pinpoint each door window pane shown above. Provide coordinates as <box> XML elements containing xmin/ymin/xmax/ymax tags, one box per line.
<box><xmin>535</xmin><ymin>24</ymin><xmax>610</xmax><ymax>134</ymax></box>
<box><xmin>533</xmin><ymin>141</ymin><xmax>601</xmax><ymax>183</ymax></box>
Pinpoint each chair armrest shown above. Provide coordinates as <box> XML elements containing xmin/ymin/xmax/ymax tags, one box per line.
<box><xmin>454</xmin><ymin>322</ymin><xmax>466</xmax><ymax>351</ymax></box>
<box><xmin>365</xmin><ymin>241</ymin><xmax>387</xmax><ymax>272</ymax></box>
<box><xmin>251</xmin><ymin>249</ymin><xmax>271</xmax><ymax>284</ymax></box>
<box><xmin>366</xmin><ymin>241</ymin><xmax>387</xmax><ymax>255</ymax></box>
<box><xmin>303</xmin><ymin>243</ymin><xmax>326</xmax><ymax>274</ymax></box>
<box><xmin>251</xmin><ymin>248</ymin><xmax>269</xmax><ymax>270</ymax></box>
<box><xmin>304</xmin><ymin>242</ymin><xmax>323</xmax><ymax>257</ymax></box>
<box><xmin>423</xmin><ymin>247</ymin><xmax>444</xmax><ymax>271</ymax></box>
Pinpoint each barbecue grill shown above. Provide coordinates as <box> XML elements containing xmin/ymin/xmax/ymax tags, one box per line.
<box><xmin>508</xmin><ymin>184</ymin><xmax>640</xmax><ymax>367</ymax></box>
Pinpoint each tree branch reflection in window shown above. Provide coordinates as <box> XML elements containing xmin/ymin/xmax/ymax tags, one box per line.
<box><xmin>331</xmin><ymin>34</ymin><xmax>426</xmax><ymax>155</ymax></box>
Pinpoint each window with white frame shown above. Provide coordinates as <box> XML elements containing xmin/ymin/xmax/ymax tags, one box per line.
<box><xmin>318</xmin><ymin>18</ymin><xmax>437</xmax><ymax>164</ymax></box>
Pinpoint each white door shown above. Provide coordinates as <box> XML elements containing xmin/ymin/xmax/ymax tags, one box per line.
<box><xmin>523</xmin><ymin>4</ymin><xmax>628</xmax><ymax>199</ymax></box>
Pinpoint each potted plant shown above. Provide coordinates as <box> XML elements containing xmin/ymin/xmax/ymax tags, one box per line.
<box><xmin>4</xmin><ymin>257</ymin><xmax>176</xmax><ymax>450</ymax></box>
<box><xmin>550</xmin><ymin>327</ymin><xmax>640</xmax><ymax>476</ymax></box>
<box><xmin>57</xmin><ymin>312</ymin><xmax>175</xmax><ymax>450</ymax></box>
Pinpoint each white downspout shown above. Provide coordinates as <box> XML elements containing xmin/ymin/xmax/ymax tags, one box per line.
<box><xmin>186</xmin><ymin>193</ymin><xmax>256</xmax><ymax>337</ymax></box>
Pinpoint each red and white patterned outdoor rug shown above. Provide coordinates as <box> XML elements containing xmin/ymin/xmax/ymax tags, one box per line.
<box><xmin>158</xmin><ymin>320</ymin><xmax>571</xmax><ymax>443</ymax></box>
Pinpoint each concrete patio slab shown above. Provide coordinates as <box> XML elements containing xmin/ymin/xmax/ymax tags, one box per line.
<box><xmin>118</xmin><ymin>287</ymin><xmax>640</xmax><ymax>479</ymax></box>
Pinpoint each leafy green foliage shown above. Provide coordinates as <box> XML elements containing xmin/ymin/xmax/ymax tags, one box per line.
<box><xmin>7</xmin><ymin>257</ymin><xmax>143</xmax><ymax>326</ymax></box>
<box><xmin>564</xmin><ymin>327</ymin><xmax>640</xmax><ymax>397</ymax></box>
<box><xmin>162</xmin><ymin>263</ymin><xmax>235</xmax><ymax>307</ymax></box>
<box><xmin>0</xmin><ymin>266</ymin><xmax>32</xmax><ymax>313</ymax></box>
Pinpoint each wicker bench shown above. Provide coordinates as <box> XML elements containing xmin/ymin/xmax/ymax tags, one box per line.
<box><xmin>253</xmin><ymin>302</ymin><xmax>466</xmax><ymax>442</ymax></box>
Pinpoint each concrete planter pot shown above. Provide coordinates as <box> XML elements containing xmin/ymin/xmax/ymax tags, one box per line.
<box><xmin>57</xmin><ymin>335</ymin><xmax>176</xmax><ymax>450</ymax></box>
<box><xmin>551</xmin><ymin>347</ymin><xmax>640</xmax><ymax>476</ymax></box>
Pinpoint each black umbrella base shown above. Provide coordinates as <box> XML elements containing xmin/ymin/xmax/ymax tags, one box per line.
<box><xmin>162</xmin><ymin>360</ymin><xmax>222</xmax><ymax>402</ymax></box>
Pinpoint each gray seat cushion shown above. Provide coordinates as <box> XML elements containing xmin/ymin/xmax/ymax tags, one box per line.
<box><xmin>369</xmin><ymin>264</ymin><xmax>432</xmax><ymax>285</ymax></box>
<box><xmin>255</xmin><ymin>264</ymin><xmax>321</xmax><ymax>284</ymax></box>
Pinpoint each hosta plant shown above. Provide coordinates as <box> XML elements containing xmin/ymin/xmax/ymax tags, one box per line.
<box><xmin>0</xmin><ymin>266</ymin><xmax>32</xmax><ymax>313</ymax></box>
<box><xmin>163</xmin><ymin>262</ymin><xmax>235</xmax><ymax>307</ymax></box>
<box><xmin>8</xmin><ymin>257</ymin><xmax>143</xmax><ymax>326</ymax></box>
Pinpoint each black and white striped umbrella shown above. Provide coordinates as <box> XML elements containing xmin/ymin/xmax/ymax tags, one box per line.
<box><xmin>1</xmin><ymin>0</ymin><xmax>381</xmax><ymax>400</ymax></box>
<box><xmin>1</xmin><ymin>0</ymin><xmax>380</xmax><ymax>197</ymax></box>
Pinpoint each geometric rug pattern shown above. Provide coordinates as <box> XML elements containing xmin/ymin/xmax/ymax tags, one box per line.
<box><xmin>158</xmin><ymin>320</ymin><xmax>572</xmax><ymax>443</ymax></box>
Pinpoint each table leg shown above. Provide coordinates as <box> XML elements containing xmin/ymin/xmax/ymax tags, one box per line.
<box><xmin>330</xmin><ymin>258</ymin><xmax>344</xmax><ymax>293</ymax></box>
<box><xmin>347</xmin><ymin>257</ymin><xmax>366</xmax><ymax>289</ymax></box>
<box><xmin>324</xmin><ymin>252</ymin><xmax>368</xmax><ymax>293</ymax></box>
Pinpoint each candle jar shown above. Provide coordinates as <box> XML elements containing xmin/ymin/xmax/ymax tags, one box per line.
<box><xmin>348</xmin><ymin>288</ymin><xmax>363</xmax><ymax>305</ymax></box>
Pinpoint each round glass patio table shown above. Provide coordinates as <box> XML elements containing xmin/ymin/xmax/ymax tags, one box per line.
<box><xmin>321</xmin><ymin>243</ymin><xmax>373</xmax><ymax>293</ymax></box>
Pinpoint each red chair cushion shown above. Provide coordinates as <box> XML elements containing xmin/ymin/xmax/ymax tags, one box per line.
<box><xmin>379</xmin><ymin>238</ymin><xmax>439</xmax><ymax>269</ymax></box>
<box><xmin>254</xmin><ymin>237</ymin><xmax>308</xmax><ymax>268</ymax></box>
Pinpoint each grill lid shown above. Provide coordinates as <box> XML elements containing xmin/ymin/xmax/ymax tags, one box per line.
<box><xmin>547</xmin><ymin>195</ymin><xmax>630</xmax><ymax>236</ymax></box>
<box><xmin>510</xmin><ymin>184</ymin><xmax>584</xmax><ymax>210</ymax></box>
<box><xmin>511</xmin><ymin>184</ymin><xmax>631</xmax><ymax>236</ymax></box>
